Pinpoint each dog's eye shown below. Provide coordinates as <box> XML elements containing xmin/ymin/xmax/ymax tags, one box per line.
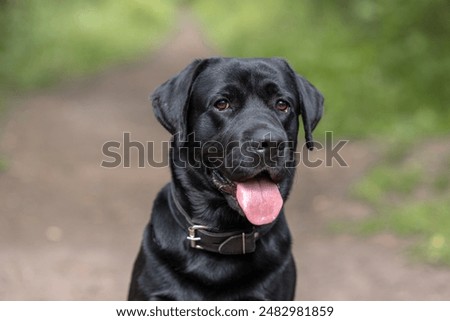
<box><xmin>275</xmin><ymin>100</ymin><xmax>290</xmax><ymax>112</ymax></box>
<box><xmin>214</xmin><ymin>99</ymin><xmax>230</xmax><ymax>111</ymax></box>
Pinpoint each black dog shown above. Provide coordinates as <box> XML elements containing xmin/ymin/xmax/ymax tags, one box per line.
<box><xmin>128</xmin><ymin>57</ymin><xmax>323</xmax><ymax>300</ymax></box>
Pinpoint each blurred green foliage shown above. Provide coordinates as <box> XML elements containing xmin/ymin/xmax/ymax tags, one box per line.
<box><xmin>1</xmin><ymin>0</ymin><xmax>448</xmax><ymax>138</ymax></box>
<box><xmin>0</xmin><ymin>0</ymin><xmax>177</xmax><ymax>171</ymax></box>
<box><xmin>0</xmin><ymin>0</ymin><xmax>177</xmax><ymax>91</ymax></box>
<box><xmin>193</xmin><ymin>0</ymin><xmax>450</xmax><ymax>139</ymax></box>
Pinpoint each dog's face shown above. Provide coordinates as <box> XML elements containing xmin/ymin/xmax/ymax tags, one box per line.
<box><xmin>152</xmin><ymin>58</ymin><xmax>323</xmax><ymax>226</ymax></box>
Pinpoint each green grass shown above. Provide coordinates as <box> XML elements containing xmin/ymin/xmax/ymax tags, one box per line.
<box><xmin>351</xmin><ymin>164</ymin><xmax>423</xmax><ymax>205</ymax></box>
<box><xmin>357</xmin><ymin>199</ymin><xmax>450</xmax><ymax>265</ymax></box>
<box><xmin>346</xmin><ymin>146</ymin><xmax>450</xmax><ymax>266</ymax></box>
<box><xmin>434</xmin><ymin>175</ymin><xmax>450</xmax><ymax>193</ymax></box>
<box><xmin>0</xmin><ymin>0</ymin><xmax>178</xmax><ymax>91</ymax></box>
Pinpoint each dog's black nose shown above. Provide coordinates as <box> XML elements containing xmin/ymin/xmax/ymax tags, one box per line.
<box><xmin>246</xmin><ymin>128</ymin><xmax>287</xmax><ymax>153</ymax></box>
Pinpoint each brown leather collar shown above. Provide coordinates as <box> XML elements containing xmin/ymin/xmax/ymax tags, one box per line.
<box><xmin>170</xmin><ymin>184</ymin><xmax>263</xmax><ymax>255</ymax></box>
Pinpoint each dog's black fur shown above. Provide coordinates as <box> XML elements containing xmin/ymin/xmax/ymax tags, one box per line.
<box><xmin>128</xmin><ymin>58</ymin><xmax>323</xmax><ymax>300</ymax></box>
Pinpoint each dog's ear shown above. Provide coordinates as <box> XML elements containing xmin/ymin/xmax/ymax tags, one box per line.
<box><xmin>274</xmin><ymin>58</ymin><xmax>324</xmax><ymax>150</ymax></box>
<box><xmin>295</xmin><ymin>74</ymin><xmax>324</xmax><ymax>150</ymax></box>
<box><xmin>151</xmin><ymin>59</ymin><xmax>208</xmax><ymax>141</ymax></box>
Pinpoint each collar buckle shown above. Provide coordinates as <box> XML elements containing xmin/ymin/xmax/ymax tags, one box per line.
<box><xmin>187</xmin><ymin>225</ymin><xmax>209</xmax><ymax>249</ymax></box>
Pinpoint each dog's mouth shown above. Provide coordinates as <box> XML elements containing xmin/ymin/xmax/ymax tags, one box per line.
<box><xmin>211</xmin><ymin>170</ymin><xmax>283</xmax><ymax>226</ymax></box>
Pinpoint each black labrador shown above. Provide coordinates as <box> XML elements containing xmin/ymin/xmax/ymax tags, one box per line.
<box><xmin>128</xmin><ymin>57</ymin><xmax>323</xmax><ymax>300</ymax></box>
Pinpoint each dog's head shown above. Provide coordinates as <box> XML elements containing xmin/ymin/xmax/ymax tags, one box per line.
<box><xmin>152</xmin><ymin>58</ymin><xmax>323</xmax><ymax>226</ymax></box>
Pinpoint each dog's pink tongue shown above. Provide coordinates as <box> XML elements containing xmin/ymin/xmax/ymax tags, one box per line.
<box><xmin>236</xmin><ymin>177</ymin><xmax>283</xmax><ymax>226</ymax></box>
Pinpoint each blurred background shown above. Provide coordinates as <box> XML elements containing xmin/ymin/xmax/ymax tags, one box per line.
<box><xmin>0</xmin><ymin>0</ymin><xmax>449</xmax><ymax>300</ymax></box>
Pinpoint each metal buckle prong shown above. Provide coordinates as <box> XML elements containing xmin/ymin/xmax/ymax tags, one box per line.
<box><xmin>187</xmin><ymin>225</ymin><xmax>208</xmax><ymax>249</ymax></box>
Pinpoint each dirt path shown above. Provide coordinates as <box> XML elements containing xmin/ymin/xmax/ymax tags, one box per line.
<box><xmin>1</xmin><ymin>16</ymin><xmax>449</xmax><ymax>300</ymax></box>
